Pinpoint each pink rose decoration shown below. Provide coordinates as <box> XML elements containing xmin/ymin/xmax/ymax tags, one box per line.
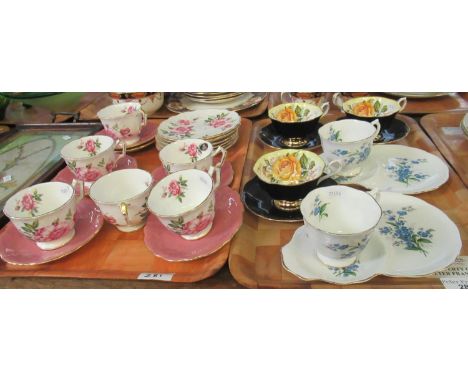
<box><xmin>103</xmin><ymin>128</ymin><xmax>119</xmax><ymax>140</ymax></box>
<box><xmin>174</xmin><ymin>126</ymin><xmax>191</xmax><ymax>134</ymax></box>
<box><xmin>210</xmin><ymin>119</ymin><xmax>227</xmax><ymax>128</ymax></box>
<box><xmin>76</xmin><ymin>168</ymin><xmax>102</xmax><ymax>182</ymax></box>
<box><xmin>127</xmin><ymin>105</ymin><xmax>136</xmax><ymax>114</ymax></box>
<box><xmin>21</xmin><ymin>194</ymin><xmax>36</xmax><ymax>211</ymax></box>
<box><xmin>105</xmin><ymin>161</ymin><xmax>115</xmax><ymax>172</ymax></box>
<box><xmin>120</xmin><ymin>128</ymin><xmax>131</xmax><ymax>137</ymax></box>
<box><xmin>47</xmin><ymin>223</ymin><xmax>70</xmax><ymax>241</ymax></box>
<box><xmin>187</xmin><ymin>143</ymin><xmax>198</xmax><ymax>157</ymax></box>
<box><xmin>85</xmin><ymin>139</ymin><xmax>96</xmax><ymax>153</ymax></box>
<box><xmin>179</xmin><ymin>119</ymin><xmax>191</xmax><ymax>126</ymax></box>
<box><xmin>33</xmin><ymin>227</ymin><xmax>47</xmax><ymax>241</ymax></box>
<box><xmin>168</xmin><ymin>180</ymin><xmax>181</xmax><ymax>196</ymax></box>
<box><xmin>181</xmin><ymin>214</ymin><xmax>213</xmax><ymax>235</ymax></box>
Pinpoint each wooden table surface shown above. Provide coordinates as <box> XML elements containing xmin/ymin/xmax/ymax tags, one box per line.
<box><xmin>1</xmin><ymin>95</ymin><xmax>467</xmax><ymax>288</ymax></box>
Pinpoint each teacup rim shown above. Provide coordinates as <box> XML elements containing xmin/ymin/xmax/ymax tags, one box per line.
<box><xmin>60</xmin><ymin>135</ymin><xmax>116</xmax><ymax>162</ymax></box>
<box><xmin>301</xmin><ymin>185</ymin><xmax>382</xmax><ymax>236</ymax></box>
<box><xmin>253</xmin><ymin>149</ymin><xmax>325</xmax><ymax>186</ymax></box>
<box><xmin>342</xmin><ymin>96</ymin><xmax>402</xmax><ymax>117</ymax></box>
<box><xmin>88</xmin><ymin>168</ymin><xmax>153</xmax><ymax>205</ymax></box>
<box><xmin>97</xmin><ymin>101</ymin><xmax>142</xmax><ymax>120</ymax></box>
<box><xmin>159</xmin><ymin>138</ymin><xmax>213</xmax><ymax>166</ymax></box>
<box><xmin>3</xmin><ymin>181</ymin><xmax>75</xmax><ymax>221</ymax></box>
<box><xmin>268</xmin><ymin>102</ymin><xmax>323</xmax><ymax>123</ymax></box>
<box><xmin>319</xmin><ymin>119</ymin><xmax>378</xmax><ymax>144</ymax></box>
<box><xmin>148</xmin><ymin>169</ymin><xmax>214</xmax><ymax>218</ymax></box>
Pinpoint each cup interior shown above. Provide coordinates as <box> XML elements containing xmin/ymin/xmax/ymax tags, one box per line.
<box><xmin>319</xmin><ymin>120</ymin><xmax>377</xmax><ymax>143</ymax></box>
<box><xmin>253</xmin><ymin>149</ymin><xmax>325</xmax><ymax>185</ymax></box>
<box><xmin>148</xmin><ymin>169</ymin><xmax>213</xmax><ymax>217</ymax></box>
<box><xmin>89</xmin><ymin>169</ymin><xmax>152</xmax><ymax>204</ymax></box>
<box><xmin>97</xmin><ymin>102</ymin><xmax>142</xmax><ymax>120</ymax></box>
<box><xmin>269</xmin><ymin>102</ymin><xmax>322</xmax><ymax>123</ymax></box>
<box><xmin>301</xmin><ymin>186</ymin><xmax>381</xmax><ymax>235</ymax></box>
<box><xmin>61</xmin><ymin>135</ymin><xmax>115</xmax><ymax>160</ymax></box>
<box><xmin>4</xmin><ymin>182</ymin><xmax>74</xmax><ymax>219</ymax></box>
<box><xmin>343</xmin><ymin>97</ymin><xmax>399</xmax><ymax>118</ymax></box>
<box><xmin>159</xmin><ymin>139</ymin><xmax>212</xmax><ymax>165</ymax></box>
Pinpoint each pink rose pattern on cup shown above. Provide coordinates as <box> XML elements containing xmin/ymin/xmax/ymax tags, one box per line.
<box><xmin>67</xmin><ymin>159</ymin><xmax>114</xmax><ymax>183</ymax></box>
<box><xmin>161</xmin><ymin>176</ymin><xmax>188</xmax><ymax>203</ymax></box>
<box><xmin>14</xmin><ymin>189</ymin><xmax>42</xmax><ymax>217</ymax></box>
<box><xmin>102</xmin><ymin>126</ymin><xmax>119</xmax><ymax>140</ymax></box>
<box><xmin>205</xmin><ymin>112</ymin><xmax>234</xmax><ymax>131</ymax></box>
<box><xmin>77</xmin><ymin>138</ymin><xmax>102</xmax><ymax>157</ymax></box>
<box><xmin>167</xmin><ymin>202</ymin><xmax>214</xmax><ymax>236</ymax></box>
<box><xmin>20</xmin><ymin>209</ymin><xmax>74</xmax><ymax>242</ymax></box>
<box><xmin>180</xmin><ymin>142</ymin><xmax>205</xmax><ymax>162</ymax></box>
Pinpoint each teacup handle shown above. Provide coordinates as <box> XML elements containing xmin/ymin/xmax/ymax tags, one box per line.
<box><xmin>211</xmin><ymin>146</ymin><xmax>227</xmax><ymax>169</ymax></box>
<box><xmin>71</xmin><ymin>179</ymin><xmax>84</xmax><ymax>201</ymax></box>
<box><xmin>332</xmin><ymin>92</ymin><xmax>344</xmax><ymax>110</ymax></box>
<box><xmin>113</xmin><ymin>138</ymin><xmax>127</xmax><ymax>168</ymax></box>
<box><xmin>320</xmin><ymin>102</ymin><xmax>330</xmax><ymax>117</ymax></box>
<box><xmin>280</xmin><ymin>92</ymin><xmax>293</xmax><ymax>103</ymax></box>
<box><xmin>371</xmin><ymin>119</ymin><xmax>381</xmax><ymax>138</ymax></box>
<box><xmin>368</xmin><ymin>188</ymin><xmax>381</xmax><ymax>203</ymax></box>
<box><xmin>208</xmin><ymin>163</ymin><xmax>221</xmax><ymax>190</ymax></box>
<box><xmin>397</xmin><ymin>97</ymin><xmax>407</xmax><ymax>112</ymax></box>
<box><xmin>317</xmin><ymin>159</ymin><xmax>343</xmax><ymax>184</ymax></box>
<box><xmin>139</xmin><ymin>110</ymin><xmax>147</xmax><ymax>127</ymax></box>
<box><xmin>120</xmin><ymin>202</ymin><xmax>130</xmax><ymax>225</ymax></box>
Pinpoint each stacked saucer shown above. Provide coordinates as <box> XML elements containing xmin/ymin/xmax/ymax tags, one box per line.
<box><xmin>156</xmin><ymin>109</ymin><xmax>241</xmax><ymax>151</ymax></box>
<box><xmin>184</xmin><ymin>92</ymin><xmax>245</xmax><ymax>104</ymax></box>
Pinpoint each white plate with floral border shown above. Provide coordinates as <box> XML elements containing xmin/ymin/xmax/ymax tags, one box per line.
<box><xmin>322</xmin><ymin>144</ymin><xmax>449</xmax><ymax>194</ymax></box>
<box><xmin>281</xmin><ymin>192</ymin><xmax>461</xmax><ymax>284</ymax></box>
<box><xmin>157</xmin><ymin>109</ymin><xmax>241</xmax><ymax>141</ymax></box>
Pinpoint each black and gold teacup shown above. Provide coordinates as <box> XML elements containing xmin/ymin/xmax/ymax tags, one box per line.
<box><xmin>268</xmin><ymin>102</ymin><xmax>329</xmax><ymax>148</ymax></box>
<box><xmin>252</xmin><ymin>149</ymin><xmax>341</xmax><ymax>211</ymax></box>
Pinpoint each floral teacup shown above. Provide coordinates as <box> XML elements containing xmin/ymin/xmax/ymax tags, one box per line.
<box><xmin>97</xmin><ymin>102</ymin><xmax>147</xmax><ymax>146</ymax></box>
<box><xmin>3</xmin><ymin>181</ymin><xmax>83</xmax><ymax>250</ymax></box>
<box><xmin>109</xmin><ymin>92</ymin><xmax>164</xmax><ymax>116</ymax></box>
<box><xmin>253</xmin><ymin>149</ymin><xmax>342</xmax><ymax>211</ymax></box>
<box><xmin>300</xmin><ymin>185</ymin><xmax>382</xmax><ymax>268</ymax></box>
<box><xmin>61</xmin><ymin>135</ymin><xmax>127</xmax><ymax>192</ymax></box>
<box><xmin>319</xmin><ymin>119</ymin><xmax>380</xmax><ymax>177</ymax></box>
<box><xmin>89</xmin><ymin>169</ymin><xmax>153</xmax><ymax>232</ymax></box>
<box><xmin>159</xmin><ymin>138</ymin><xmax>227</xmax><ymax>174</ymax></box>
<box><xmin>148</xmin><ymin>166</ymin><xmax>221</xmax><ymax>240</ymax></box>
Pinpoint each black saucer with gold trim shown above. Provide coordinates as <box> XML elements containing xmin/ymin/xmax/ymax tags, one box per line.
<box><xmin>241</xmin><ymin>176</ymin><xmax>337</xmax><ymax>222</ymax></box>
<box><xmin>258</xmin><ymin>122</ymin><xmax>322</xmax><ymax>150</ymax></box>
<box><xmin>336</xmin><ymin>117</ymin><xmax>410</xmax><ymax>144</ymax></box>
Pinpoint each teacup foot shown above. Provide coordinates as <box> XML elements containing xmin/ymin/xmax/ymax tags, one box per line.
<box><xmin>316</xmin><ymin>251</ymin><xmax>357</xmax><ymax>268</ymax></box>
<box><xmin>181</xmin><ymin>222</ymin><xmax>213</xmax><ymax>240</ymax></box>
<box><xmin>273</xmin><ymin>199</ymin><xmax>302</xmax><ymax>211</ymax></box>
<box><xmin>280</xmin><ymin>137</ymin><xmax>308</xmax><ymax>148</ymax></box>
<box><xmin>116</xmin><ymin>221</ymin><xmax>146</xmax><ymax>232</ymax></box>
<box><xmin>36</xmin><ymin>228</ymin><xmax>76</xmax><ymax>250</ymax></box>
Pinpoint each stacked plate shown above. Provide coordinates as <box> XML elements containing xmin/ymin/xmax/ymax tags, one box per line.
<box><xmin>184</xmin><ymin>92</ymin><xmax>244</xmax><ymax>104</ymax></box>
<box><xmin>156</xmin><ymin>109</ymin><xmax>241</xmax><ymax>151</ymax></box>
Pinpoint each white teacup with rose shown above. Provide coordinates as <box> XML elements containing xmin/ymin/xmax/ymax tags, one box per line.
<box><xmin>61</xmin><ymin>135</ymin><xmax>127</xmax><ymax>193</ymax></box>
<box><xmin>148</xmin><ymin>166</ymin><xmax>221</xmax><ymax>240</ymax></box>
<box><xmin>3</xmin><ymin>181</ymin><xmax>83</xmax><ymax>250</ymax></box>
<box><xmin>97</xmin><ymin>102</ymin><xmax>147</xmax><ymax>146</ymax></box>
<box><xmin>159</xmin><ymin>138</ymin><xmax>227</xmax><ymax>174</ymax></box>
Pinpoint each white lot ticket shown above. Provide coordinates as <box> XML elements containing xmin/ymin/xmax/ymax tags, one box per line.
<box><xmin>433</xmin><ymin>257</ymin><xmax>468</xmax><ymax>289</ymax></box>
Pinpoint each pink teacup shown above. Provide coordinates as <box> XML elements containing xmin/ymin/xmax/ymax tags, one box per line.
<box><xmin>97</xmin><ymin>102</ymin><xmax>147</xmax><ymax>146</ymax></box>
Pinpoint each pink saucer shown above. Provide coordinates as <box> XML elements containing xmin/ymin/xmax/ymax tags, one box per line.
<box><xmin>0</xmin><ymin>199</ymin><xmax>103</xmax><ymax>265</ymax></box>
<box><xmin>151</xmin><ymin>160</ymin><xmax>234</xmax><ymax>187</ymax></box>
<box><xmin>144</xmin><ymin>186</ymin><xmax>243</xmax><ymax>262</ymax></box>
<box><xmin>97</xmin><ymin>120</ymin><xmax>157</xmax><ymax>149</ymax></box>
<box><xmin>54</xmin><ymin>155</ymin><xmax>137</xmax><ymax>194</ymax></box>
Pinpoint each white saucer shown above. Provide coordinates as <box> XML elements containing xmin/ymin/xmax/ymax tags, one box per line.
<box><xmin>282</xmin><ymin>192</ymin><xmax>461</xmax><ymax>284</ymax></box>
<box><xmin>323</xmin><ymin>144</ymin><xmax>449</xmax><ymax>194</ymax></box>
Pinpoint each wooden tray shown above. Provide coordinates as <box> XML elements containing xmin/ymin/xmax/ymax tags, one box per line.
<box><xmin>228</xmin><ymin>114</ymin><xmax>468</xmax><ymax>288</ymax></box>
<box><xmin>0</xmin><ymin>118</ymin><xmax>252</xmax><ymax>283</ymax></box>
<box><xmin>420</xmin><ymin>112</ymin><xmax>468</xmax><ymax>187</ymax></box>
<box><xmin>76</xmin><ymin>93</ymin><xmax>269</xmax><ymax>121</ymax></box>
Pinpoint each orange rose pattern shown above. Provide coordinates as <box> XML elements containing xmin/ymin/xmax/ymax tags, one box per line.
<box><xmin>352</xmin><ymin>100</ymin><xmax>376</xmax><ymax>117</ymax></box>
<box><xmin>276</xmin><ymin>106</ymin><xmax>298</xmax><ymax>122</ymax></box>
<box><xmin>272</xmin><ymin>154</ymin><xmax>302</xmax><ymax>181</ymax></box>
